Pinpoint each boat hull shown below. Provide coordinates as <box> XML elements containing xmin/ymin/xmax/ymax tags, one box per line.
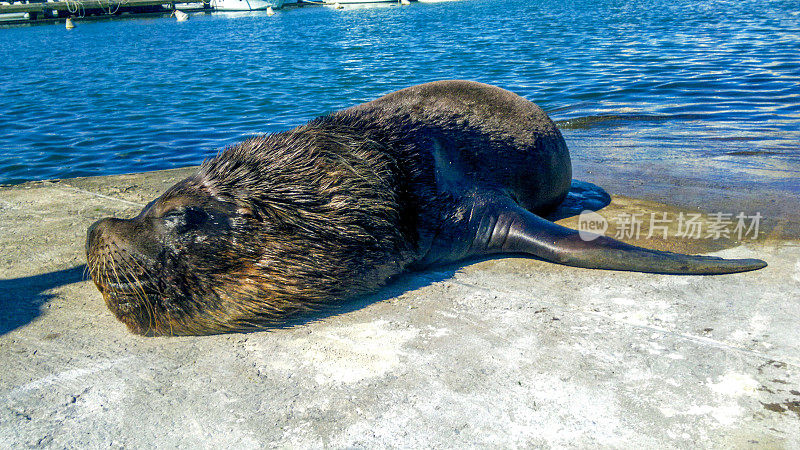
<box><xmin>323</xmin><ymin>0</ymin><xmax>399</xmax><ymax>4</ymax></box>
<box><xmin>211</xmin><ymin>0</ymin><xmax>282</xmax><ymax>11</ymax></box>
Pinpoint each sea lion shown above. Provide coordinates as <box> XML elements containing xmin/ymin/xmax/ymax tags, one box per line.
<box><xmin>85</xmin><ymin>80</ymin><xmax>767</xmax><ymax>336</ymax></box>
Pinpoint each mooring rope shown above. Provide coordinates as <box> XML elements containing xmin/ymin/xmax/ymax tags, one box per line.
<box><xmin>64</xmin><ymin>0</ymin><xmax>86</xmax><ymax>18</ymax></box>
<box><xmin>97</xmin><ymin>0</ymin><xmax>129</xmax><ymax>15</ymax></box>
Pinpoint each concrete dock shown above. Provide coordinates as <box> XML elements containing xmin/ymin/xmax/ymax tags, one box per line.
<box><xmin>1</xmin><ymin>168</ymin><xmax>798</xmax><ymax>447</ymax></box>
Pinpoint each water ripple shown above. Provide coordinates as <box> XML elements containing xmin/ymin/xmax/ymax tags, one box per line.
<box><xmin>0</xmin><ymin>0</ymin><xmax>798</xmax><ymax>186</ymax></box>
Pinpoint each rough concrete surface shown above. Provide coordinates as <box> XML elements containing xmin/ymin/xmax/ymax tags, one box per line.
<box><xmin>1</xmin><ymin>168</ymin><xmax>798</xmax><ymax>448</ymax></box>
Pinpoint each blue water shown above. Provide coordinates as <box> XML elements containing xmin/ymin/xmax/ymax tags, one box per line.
<box><xmin>1</xmin><ymin>0</ymin><xmax>799</xmax><ymax>194</ymax></box>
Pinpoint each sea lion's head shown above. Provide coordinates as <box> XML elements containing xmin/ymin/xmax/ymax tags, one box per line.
<box><xmin>85</xmin><ymin>130</ymin><xmax>409</xmax><ymax>336</ymax></box>
<box><xmin>85</xmin><ymin>172</ymin><xmax>269</xmax><ymax>335</ymax></box>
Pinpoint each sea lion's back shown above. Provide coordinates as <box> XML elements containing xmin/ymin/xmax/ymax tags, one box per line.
<box><xmin>344</xmin><ymin>80</ymin><xmax>572</xmax><ymax>213</ymax></box>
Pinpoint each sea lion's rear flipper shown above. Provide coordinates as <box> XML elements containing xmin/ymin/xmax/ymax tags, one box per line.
<box><xmin>428</xmin><ymin>196</ymin><xmax>767</xmax><ymax>275</ymax></box>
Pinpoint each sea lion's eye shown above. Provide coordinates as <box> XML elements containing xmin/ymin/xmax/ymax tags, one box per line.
<box><xmin>163</xmin><ymin>207</ymin><xmax>208</xmax><ymax>232</ymax></box>
<box><xmin>184</xmin><ymin>208</ymin><xmax>208</xmax><ymax>228</ymax></box>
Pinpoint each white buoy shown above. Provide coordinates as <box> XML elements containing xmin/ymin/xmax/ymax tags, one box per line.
<box><xmin>400</xmin><ymin>0</ymin><xmax>410</xmax><ymax>5</ymax></box>
<box><xmin>65</xmin><ymin>18</ymin><xmax>75</xmax><ymax>29</ymax></box>
<box><xmin>266</xmin><ymin>5</ymin><xmax>275</xmax><ymax>15</ymax></box>
<box><xmin>174</xmin><ymin>9</ymin><xmax>189</xmax><ymax>21</ymax></box>
<box><xmin>334</xmin><ymin>2</ymin><xmax>343</xmax><ymax>9</ymax></box>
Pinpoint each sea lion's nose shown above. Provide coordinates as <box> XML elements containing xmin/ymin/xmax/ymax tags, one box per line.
<box><xmin>86</xmin><ymin>218</ymin><xmax>107</xmax><ymax>256</ymax></box>
<box><xmin>86</xmin><ymin>217</ymin><xmax>162</xmax><ymax>264</ymax></box>
<box><xmin>85</xmin><ymin>218</ymin><xmax>125</xmax><ymax>255</ymax></box>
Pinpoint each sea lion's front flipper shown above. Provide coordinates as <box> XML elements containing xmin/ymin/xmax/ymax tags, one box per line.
<box><xmin>426</xmin><ymin>195</ymin><xmax>767</xmax><ymax>275</ymax></box>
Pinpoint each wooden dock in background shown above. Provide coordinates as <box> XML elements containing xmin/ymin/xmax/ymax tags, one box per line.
<box><xmin>0</xmin><ymin>0</ymin><xmax>330</xmax><ymax>24</ymax></box>
<box><xmin>0</xmin><ymin>0</ymin><xmax>371</xmax><ymax>24</ymax></box>
<box><xmin>0</xmin><ymin>0</ymin><xmax>210</xmax><ymax>22</ymax></box>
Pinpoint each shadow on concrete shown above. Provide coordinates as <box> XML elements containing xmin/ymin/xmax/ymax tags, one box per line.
<box><xmin>0</xmin><ymin>265</ymin><xmax>87</xmax><ymax>336</ymax></box>
<box><xmin>278</xmin><ymin>268</ymin><xmax>458</xmax><ymax>330</ymax></box>
<box><xmin>545</xmin><ymin>180</ymin><xmax>612</xmax><ymax>221</ymax></box>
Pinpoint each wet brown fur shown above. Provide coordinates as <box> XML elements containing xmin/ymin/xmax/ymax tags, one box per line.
<box><xmin>87</xmin><ymin>119</ymin><xmax>423</xmax><ymax>335</ymax></box>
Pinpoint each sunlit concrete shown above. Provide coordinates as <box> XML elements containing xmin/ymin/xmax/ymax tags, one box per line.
<box><xmin>1</xmin><ymin>169</ymin><xmax>798</xmax><ymax>448</ymax></box>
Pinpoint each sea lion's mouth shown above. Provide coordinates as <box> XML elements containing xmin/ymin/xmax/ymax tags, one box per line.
<box><xmin>89</xmin><ymin>260</ymin><xmax>159</xmax><ymax>313</ymax></box>
<box><xmin>90</xmin><ymin>269</ymin><xmax>152</xmax><ymax>296</ymax></box>
<box><xmin>95</xmin><ymin>282</ymin><xmax>165</xmax><ymax>334</ymax></box>
<box><xmin>87</xmin><ymin>238</ymin><xmax>158</xmax><ymax>305</ymax></box>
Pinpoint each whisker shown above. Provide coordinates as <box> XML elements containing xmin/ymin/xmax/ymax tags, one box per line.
<box><xmin>123</xmin><ymin>254</ymin><xmax>163</xmax><ymax>333</ymax></box>
<box><xmin>112</xmin><ymin>244</ymin><xmax>157</xmax><ymax>334</ymax></box>
<box><xmin>119</xmin><ymin>254</ymin><xmax>161</xmax><ymax>334</ymax></box>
